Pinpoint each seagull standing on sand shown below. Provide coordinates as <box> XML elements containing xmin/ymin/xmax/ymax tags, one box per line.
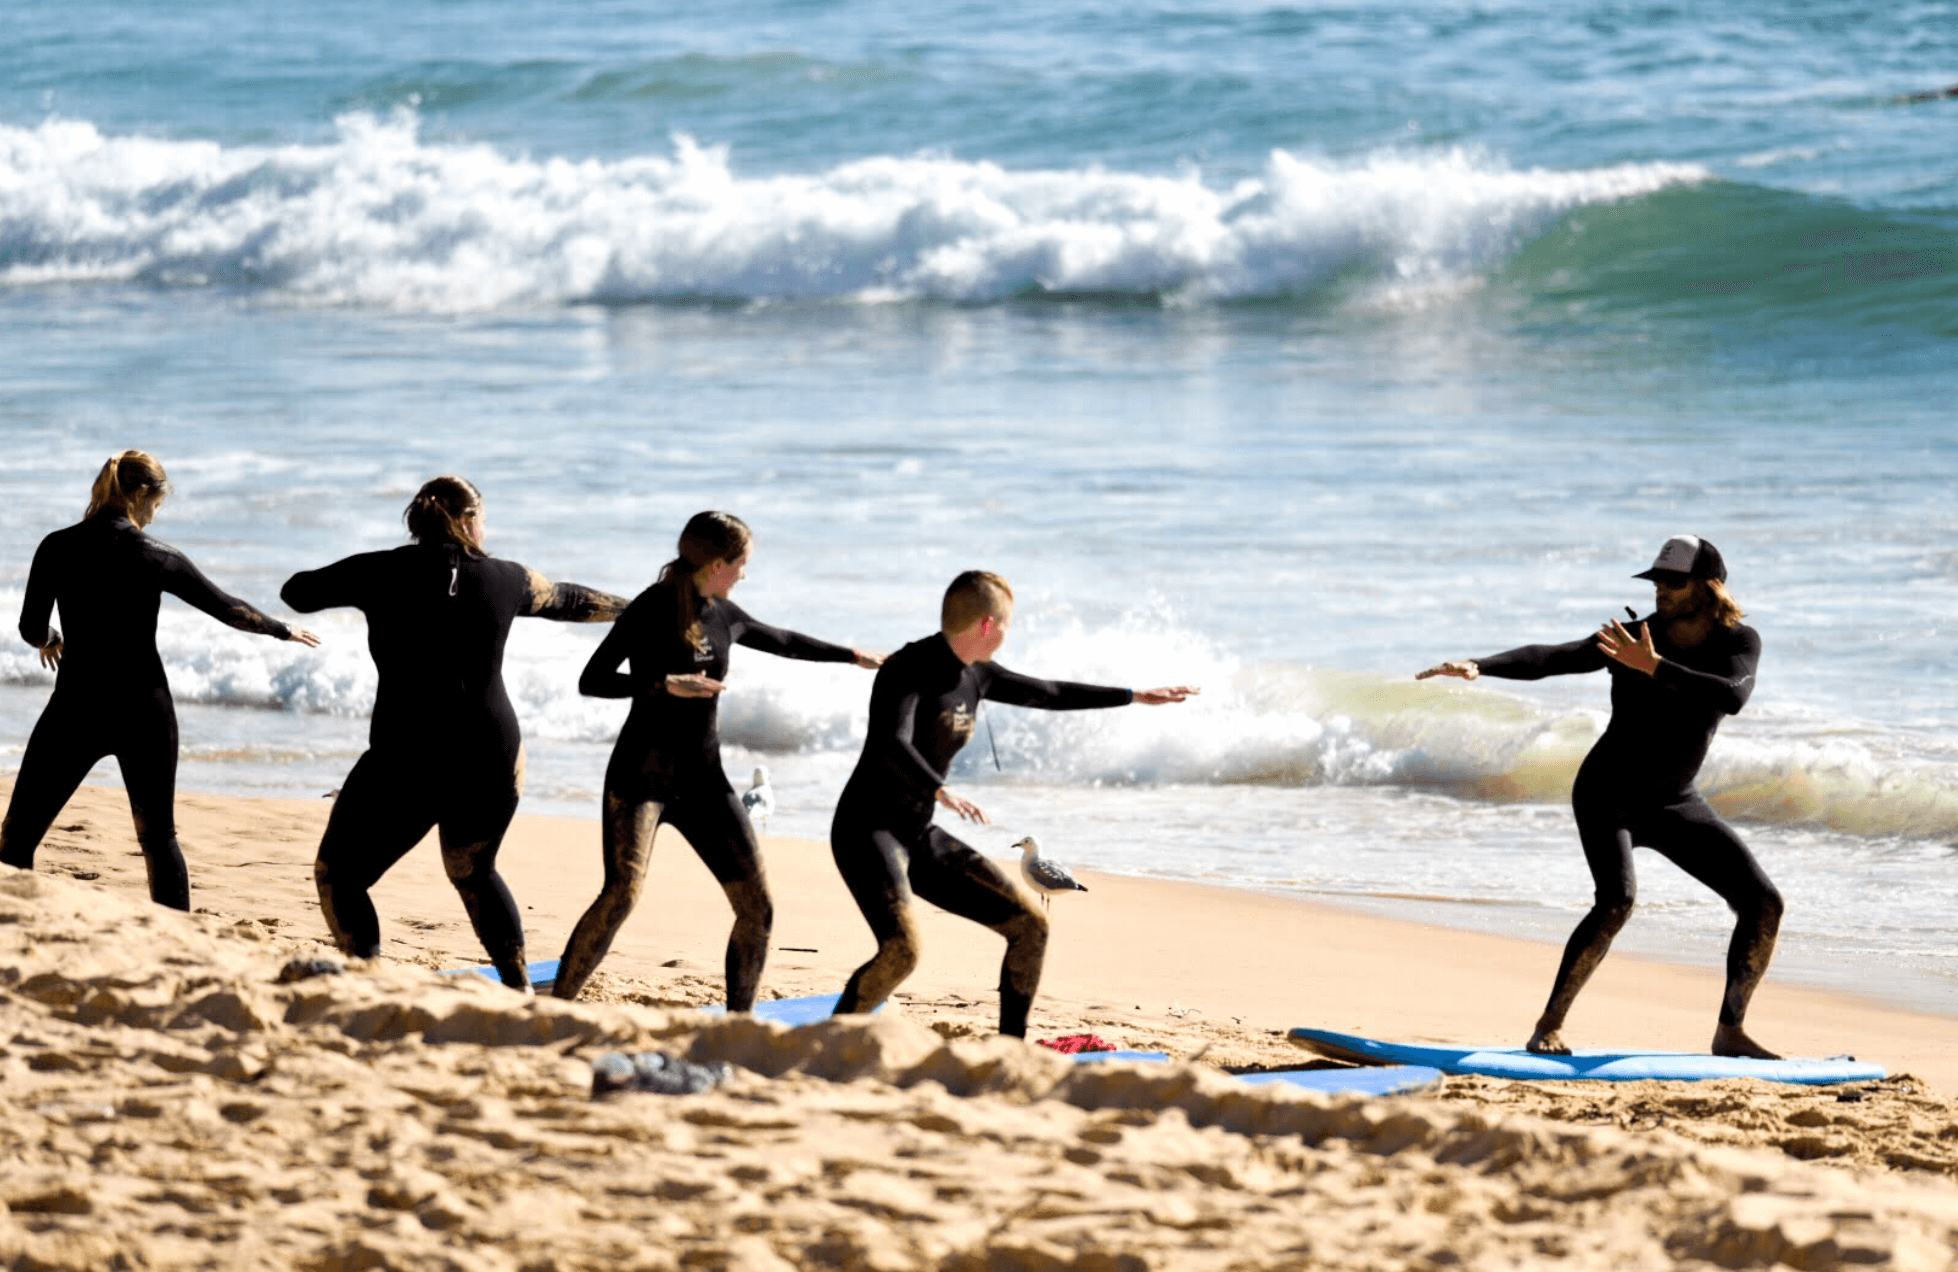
<box><xmin>1014</xmin><ymin>836</ymin><xmax>1088</xmax><ymax>911</ymax></box>
<box><xmin>741</xmin><ymin>766</ymin><xmax>775</xmax><ymax>833</ymax></box>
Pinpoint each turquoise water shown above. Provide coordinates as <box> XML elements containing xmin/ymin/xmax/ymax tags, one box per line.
<box><xmin>3</xmin><ymin>2</ymin><xmax>1956</xmax><ymax>1012</ymax></box>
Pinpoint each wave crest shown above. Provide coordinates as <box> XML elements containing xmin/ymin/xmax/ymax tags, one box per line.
<box><xmin>0</xmin><ymin>113</ymin><xmax>1706</xmax><ymax>311</ymax></box>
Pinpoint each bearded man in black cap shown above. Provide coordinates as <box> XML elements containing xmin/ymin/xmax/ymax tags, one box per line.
<box><xmin>1417</xmin><ymin>535</ymin><xmax>1783</xmax><ymax>1059</ymax></box>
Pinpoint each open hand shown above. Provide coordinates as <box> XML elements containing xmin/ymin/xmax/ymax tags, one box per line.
<box><xmin>1134</xmin><ymin>685</ymin><xmax>1199</xmax><ymax>704</ymax></box>
<box><xmin>1415</xmin><ymin>660</ymin><xmax>1478</xmax><ymax>681</ymax></box>
<box><xmin>935</xmin><ymin>786</ymin><xmax>989</xmax><ymax>824</ymax></box>
<box><xmin>37</xmin><ymin>634</ymin><xmax>62</xmax><ymax>672</ymax></box>
<box><xmin>853</xmin><ymin>650</ymin><xmax>886</xmax><ymax>669</ymax></box>
<box><xmin>1596</xmin><ymin>618</ymin><xmax>1660</xmax><ymax>676</ymax></box>
<box><xmin>288</xmin><ymin>628</ymin><xmax>322</xmax><ymax>648</ymax></box>
<box><xmin>664</xmin><ymin>672</ymin><xmax>727</xmax><ymax>698</ymax></box>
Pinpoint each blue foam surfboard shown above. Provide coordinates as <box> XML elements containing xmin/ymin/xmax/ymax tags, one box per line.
<box><xmin>1069</xmin><ymin>1049</ymin><xmax>1442</xmax><ymax>1095</ymax></box>
<box><xmin>1288</xmin><ymin>1027</ymin><xmax>1885</xmax><ymax>1085</ymax></box>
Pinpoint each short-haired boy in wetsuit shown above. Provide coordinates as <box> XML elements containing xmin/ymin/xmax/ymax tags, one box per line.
<box><xmin>830</xmin><ymin>570</ymin><xmax>1197</xmax><ymax>1037</ymax></box>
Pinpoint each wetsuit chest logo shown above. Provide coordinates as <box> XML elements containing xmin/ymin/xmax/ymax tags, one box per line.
<box><xmin>940</xmin><ymin>701</ymin><xmax>976</xmax><ymax>743</ymax></box>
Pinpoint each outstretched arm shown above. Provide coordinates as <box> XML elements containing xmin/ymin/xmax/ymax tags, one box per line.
<box><xmin>724</xmin><ymin>602</ymin><xmax>882</xmax><ymax>669</ymax></box>
<box><xmin>1420</xmin><ymin>635</ymin><xmax>1607</xmax><ymax>683</ymax></box>
<box><xmin>523</xmin><ymin>569</ymin><xmax>628</xmax><ymax>623</ymax></box>
<box><xmin>160</xmin><ymin>543</ymin><xmax>316</xmax><ymax>644</ymax></box>
<box><xmin>980</xmin><ymin>664</ymin><xmax>1179</xmax><ymax>711</ymax></box>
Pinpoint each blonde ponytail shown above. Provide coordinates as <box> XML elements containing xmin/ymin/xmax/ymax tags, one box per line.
<box><xmin>85</xmin><ymin>450</ymin><xmax>169</xmax><ymax>524</ymax></box>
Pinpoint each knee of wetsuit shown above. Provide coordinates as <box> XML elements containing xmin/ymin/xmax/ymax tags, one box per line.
<box><xmin>724</xmin><ymin>879</ymin><xmax>774</xmax><ymax>933</ymax></box>
<box><xmin>880</xmin><ymin>931</ymin><xmax>922</xmax><ymax>982</ymax></box>
<box><xmin>1745</xmin><ymin>884</ymin><xmax>1785</xmax><ymax>928</ymax></box>
<box><xmin>1593</xmin><ymin>894</ymin><xmax>1636</xmax><ymax>932</ymax></box>
<box><xmin>993</xmin><ymin>906</ymin><xmax>1050</xmax><ymax>951</ymax></box>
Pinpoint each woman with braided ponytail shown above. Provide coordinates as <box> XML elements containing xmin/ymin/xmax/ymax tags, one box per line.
<box><xmin>553</xmin><ymin>511</ymin><xmax>882</xmax><ymax>1006</ymax></box>
<box><xmin>281</xmin><ymin>476</ymin><xmax>626</xmax><ymax>990</ymax></box>
<box><xmin>2</xmin><ymin>451</ymin><xmax>319</xmax><ymax>909</ymax></box>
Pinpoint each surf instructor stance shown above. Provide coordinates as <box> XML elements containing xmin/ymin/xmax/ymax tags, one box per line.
<box><xmin>1416</xmin><ymin>536</ymin><xmax>1783</xmax><ymax>1060</ymax></box>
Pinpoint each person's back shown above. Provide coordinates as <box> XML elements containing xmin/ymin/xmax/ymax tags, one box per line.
<box><xmin>283</xmin><ymin>543</ymin><xmax>535</xmax><ymax>753</ymax></box>
<box><xmin>25</xmin><ymin>511</ymin><xmax>286</xmax><ymax>691</ymax></box>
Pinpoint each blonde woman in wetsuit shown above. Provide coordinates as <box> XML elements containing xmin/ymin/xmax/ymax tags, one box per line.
<box><xmin>2</xmin><ymin>450</ymin><xmax>320</xmax><ymax>909</ymax></box>
<box><xmin>281</xmin><ymin>476</ymin><xmax>626</xmax><ymax>990</ymax></box>
<box><xmin>553</xmin><ymin>511</ymin><xmax>882</xmax><ymax>1007</ymax></box>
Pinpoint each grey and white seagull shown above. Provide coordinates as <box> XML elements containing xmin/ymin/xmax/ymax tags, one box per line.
<box><xmin>1013</xmin><ymin>835</ymin><xmax>1088</xmax><ymax>911</ymax></box>
<box><xmin>741</xmin><ymin>766</ymin><xmax>775</xmax><ymax>833</ymax></box>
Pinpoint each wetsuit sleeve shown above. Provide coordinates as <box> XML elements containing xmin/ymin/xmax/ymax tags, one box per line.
<box><xmin>864</xmin><ymin>665</ymin><xmax>951</xmax><ymax>803</ymax></box>
<box><xmin>577</xmin><ymin>605</ymin><xmax>637</xmax><ymax>699</ymax></box>
<box><xmin>520</xmin><ymin>567</ymin><xmax>628</xmax><ymax>623</ymax></box>
<box><xmin>154</xmin><ymin>542</ymin><xmax>292</xmax><ymax>639</ymax></box>
<box><xmin>724</xmin><ymin>601</ymin><xmax>858</xmax><ymax>663</ymax></box>
<box><xmin>1652</xmin><ymin>625</ymin><xmax>1761</xmax><ymax>715</ymax></box>
<box><xmin>281</xmin><ymin>554</ymin><xmax>371</xmax><ymax>614</ymax></box>
<box><xmin>18</xmin><ymin>536</ymin><xmax>59</xmax><ymax>649</ymax></box>
<box><xmin>980</xmin><ymin>663</ymin><xmax>1135</xmax><ymax>710</ymax></box>
<box><xmin>1475</xmin><ymin>636</ymin><xmax>1608</xmax><ymax>681</ymax></box>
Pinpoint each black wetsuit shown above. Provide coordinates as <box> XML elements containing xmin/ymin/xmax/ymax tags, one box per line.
<box><xmin>2</xmin><ymin>510</ymin><xmax>293</xmax><ymax>909</ymax></box>
<box><xmin>282</xmin><ymin>544</ymin><xmax>621</xmax><ymax>987</ymax></box>
<box><xmin>1478</xmin><ymin>616</ymin><xmax>1781</xmax><ymax>1028</ymax></box>
<box><xmin>554</xmin><ymin>582</ymin><xmax>859</xmax><ymax>1005</ymax></box>
<box><xmin>832</xmin><ymin>632</ymin><xmax>1133</xmax><ymax>1036</ymax></box>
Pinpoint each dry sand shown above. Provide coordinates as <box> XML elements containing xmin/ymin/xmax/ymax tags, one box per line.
<box><xmin>5</xmin><ymin>777</ymin><xmax>1958</xmax><ymax>1270</ymax></box>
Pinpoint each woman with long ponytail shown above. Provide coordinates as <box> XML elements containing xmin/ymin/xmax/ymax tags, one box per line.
<box><xmin>554</xmin><ymin>511</ymin><xmax>882</xmax><ymax>1006</ymax></box>
<box><xmin>2</xmin><ymin>451</ymin><xmax>320</xmax><ymax>909</ymax></box>
<box><xmin>281</xmin><ymin>476</ymin><xmax>627</xmax><ymax>990</ymax></box>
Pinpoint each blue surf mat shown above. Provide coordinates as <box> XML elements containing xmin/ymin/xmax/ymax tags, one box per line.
<box><xmin>699</xmin><ymin>993</ymin><xmax>881</xmax><ymax>1026</ymax></box>
<box><xmin>1240</xmin><ymin>1065</ymin><xmax>1443</xmax><ymax>1096</ymax></box>
<box><xmin>1289</xmin><ymin>1027</ymin><xmax>1885</xmax><ymax>1085</ymax></box>
<box><xmin>443</xmin><ymin>959</ymin><xmax>560</xmax><ymax>990</ymax></box>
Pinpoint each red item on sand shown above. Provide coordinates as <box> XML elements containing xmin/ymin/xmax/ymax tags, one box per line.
<box><xmin>1034</xmin><ymin>1034</ymin><xmax>1117</xmax><ymax>1055</ymax></box>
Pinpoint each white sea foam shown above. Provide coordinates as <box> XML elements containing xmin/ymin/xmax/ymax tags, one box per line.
<box><xmin>0</xmin><ymin>114</ymin><xmax>1709</xmax><ymax>312</ymax></box>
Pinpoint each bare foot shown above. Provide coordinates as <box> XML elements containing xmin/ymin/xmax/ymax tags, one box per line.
<box><xmin>1711</xmin><ymin>1023</ymin><xmax>1780</xmax><ymax>1060</ymax></box>
<box><xmin>1526</xmin><ymin>1027</ymin><xmax>1572</xmax><ymax>1055</ymax></box>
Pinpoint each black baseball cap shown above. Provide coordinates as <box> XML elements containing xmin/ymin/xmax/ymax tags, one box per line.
<box><xmin>1634</xmin><ymin>534</ymin><xmax>1727</xmax><ymax>583</ymax></box>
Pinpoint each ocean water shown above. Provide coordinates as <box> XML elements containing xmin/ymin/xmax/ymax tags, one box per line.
<box><xmin>4</xmin><ymin>2</ymin><xmax>1957</xmax><ymax>1014</ymax></box>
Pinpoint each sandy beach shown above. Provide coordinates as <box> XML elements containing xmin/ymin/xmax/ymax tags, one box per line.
<box><xmin>6</xmin><ymin>777</ymin><xmax>1958</xmax><ymax>1270</ymax></box>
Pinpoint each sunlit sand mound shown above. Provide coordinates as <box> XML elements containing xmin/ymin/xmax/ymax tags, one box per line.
<box><xmin>4</xmin><ymin>866</ymin><xmax>1958</xmax><ymax>1271</ymax></box>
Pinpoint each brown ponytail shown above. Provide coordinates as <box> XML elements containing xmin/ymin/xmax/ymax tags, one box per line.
<box><xmin>403</xmin><ymin>476</ymin><xmax>484</xmax><ymax>555</ymax></box>
<box><xmin>658</xmin><ymin>511</ymin><xmax>752</xmax><ymax>652</ymax></box>
<box><xmin>85</xmin><ymin>450</ymin><xmax>170</xmax><ymax>525</ymax></box>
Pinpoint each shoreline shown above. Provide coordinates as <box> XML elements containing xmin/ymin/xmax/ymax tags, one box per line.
<box><xmin>10</xmin><ymin>777</ymin><xmax>1956</xmax><ymax>1093</ymax></box>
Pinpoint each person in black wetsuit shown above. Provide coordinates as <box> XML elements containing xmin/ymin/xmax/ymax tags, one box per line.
<box><xmin>2</xmin><ymin>451</ymin><xmax>321</xmax><ymax>910</ymax></box>
<box><xmin>281</xmin><ymin>476</ymin><xmax>625</xmax><ymax>991</ymax></box>
<box><xmin>553</xmin><ymin>511</ymin><xmax>882</xmax><ymax>1006</ymax></box>
<box><xmin>1417</xmin><ymin>535</ymin><xmax>1783</xmax><ymax>1059</ymax></box>
<box><xmin>831</xmin><ymin>570</ymin><xmax>1198</xmax><ymax>1037</ymax></box>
